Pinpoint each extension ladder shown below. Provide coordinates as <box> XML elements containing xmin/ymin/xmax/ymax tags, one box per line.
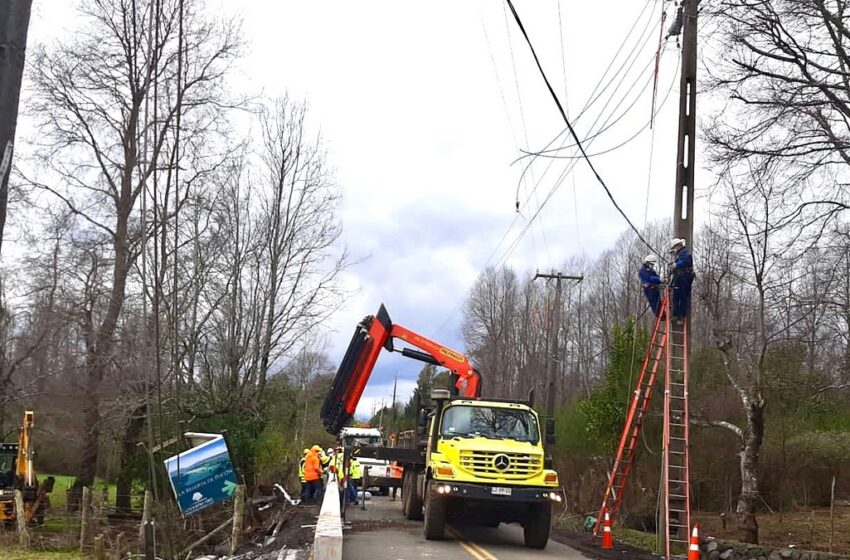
<box><xmin>594</xmin><ymin>290</ymin><xmax>691</xmax><ymax>559</ymax></box>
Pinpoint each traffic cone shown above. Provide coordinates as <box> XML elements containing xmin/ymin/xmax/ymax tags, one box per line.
<box><xmin>601</xmin><ymin>509</ymin><xmax>613</xmax><ymax>549</ymax></box>
<box><xmin>688</xmin><ymin>524</ymin><xmax>700</xmax><ymax>560</ymax></box>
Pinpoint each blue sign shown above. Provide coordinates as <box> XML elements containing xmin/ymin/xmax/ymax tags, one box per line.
<box><xmin>164</xmin><ymin>434</ymin><xmax>239</xmax><ymax>516</ymax></box>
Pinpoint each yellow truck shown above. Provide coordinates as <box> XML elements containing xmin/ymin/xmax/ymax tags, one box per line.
<box><xmin>321</xmin><ymin>305</ymin><xmax>562</xmax><ymax>549</ymax></box>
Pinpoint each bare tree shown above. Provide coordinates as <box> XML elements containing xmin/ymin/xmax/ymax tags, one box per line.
<box><xmin>706</xmin><ymin>0</ymin><xmax>850</xmax><ymax>228</ymax></box>
<box><xmin>23</xmin><ymin>0</ymin><xmax>241</xmax><ymax>487</ymax></box>
<box><xmin>179</xmin><ymin>97</ymin><xmax>346</xmax><ymax>415</ymax></box>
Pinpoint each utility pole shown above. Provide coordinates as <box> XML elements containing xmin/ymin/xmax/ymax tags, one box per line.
<box><xmin>391</xmin><ymin>372</ymin><xmax>398</xmax><ymax>432</ymax></box>
<box><xmin>673</xmin><ymin>0</ymin><xmax>698</xmax><ymax>245</ymax></box>
<box><xmin>0</xmin><ymin>0</ymin><xmax>33</xmax><ymax>254</ymax></box>
<box><xmin>533</xmin><ymin>271</ymin><xmax>583</xmax><ymax>422</ymax></box>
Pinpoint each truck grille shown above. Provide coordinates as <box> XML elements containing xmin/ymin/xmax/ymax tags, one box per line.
<box><xmin>458</xmin><ymin>450</ymin><xmax>543</xmax><ymax>479</ymax></box>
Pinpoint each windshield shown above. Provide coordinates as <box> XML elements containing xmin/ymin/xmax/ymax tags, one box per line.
<box><xmin>343</xmin><ymin>435</ymin><xmax>382</xmax><ymax>447</ymax></box>
<box><xmin>0</xmin><ymin>451</ymin><xmax>14</xmax><ymax>486</ymax></box>
<box><xmin>440</xmin><ymin>405</ymin><xmax>539</xmax><ymax>444</ymax></box>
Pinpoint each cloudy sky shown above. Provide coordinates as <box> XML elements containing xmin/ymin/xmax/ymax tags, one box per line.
<box><xmin>26</xmin><ymin>0</ymin><xmax>700</xmax><ymax>417</ymax></box>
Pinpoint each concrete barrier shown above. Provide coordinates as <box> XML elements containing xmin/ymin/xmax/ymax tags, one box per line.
<box><xmin>313</xmin><ymin>476</ymin><xmax>342</xmax><ymax>560</ymax></box>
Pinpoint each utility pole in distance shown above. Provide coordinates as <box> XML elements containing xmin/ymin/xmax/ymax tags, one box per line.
<box><xmin>533</xmin><ymin>271</ymin><xmax>583</xmax><ymax>424</ymax></box>
<box><xmin>0</xmin><ymin>0</ymin><xmax>34</xmax><ymax>254</ymax></box>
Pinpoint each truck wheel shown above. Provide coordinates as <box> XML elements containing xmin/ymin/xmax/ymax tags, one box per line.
<box><xmin>523</xmin><ymin>502</ymin><xmax>551</xmax><ymax>549</ymax></box>
<box><xmin>404</xmin><ymin>472</ymin><xmax>423</xmax><ymax>521</ymax></box>
<box><xmin>423</xmin><ymin>481</ymin><xmax>447</xmax><ymax>540</ymax></box>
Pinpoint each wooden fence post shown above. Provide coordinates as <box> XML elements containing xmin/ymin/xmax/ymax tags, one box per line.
<box><xmin>93</xmin><ymin>534</ymin><xmax>105</xmax><ymax>560</ymax></box>
<box><xmin>139</xmin><ymin>490</ymin><xmax>151</xmax><ymax>550</ymax></box>
<box><xmin>79</xmin><ymin>486</ymin><xmax>91</xmax><ymax>552</ymax></box>
<box><xmin>14</xmin><ymin>489</ymin><xmax>29</xmax><ymax>548</ymax></box>
<box><xmin>230</xmin><ymin>484</ymin><xmax>245</xmax><ymax>555</ymax></box>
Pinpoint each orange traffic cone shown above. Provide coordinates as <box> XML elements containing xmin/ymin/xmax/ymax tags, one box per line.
<box><xmin>601</xmin><ymin>509</ymin><xmax>613</xmax><ymax>549</ymax></box>
<box><xmin>688</xmin><ymin>524</ymin><xmax>700</xmax><ymax>560</ymax></box>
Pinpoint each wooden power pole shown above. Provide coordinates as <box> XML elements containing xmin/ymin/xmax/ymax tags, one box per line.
<box><xmin>673</xmin><ymin>0</ymin><xmax>698</xmax><ymax>245</ymax></box>
<box><xmin>533</xmin><ymin>271</ymin><xmax>583</xmax><ymax>422</ymax></box>
<box><xmin>0</xmin><ymin>0</ymin><xmax>33</xmax><ymax>254</ymax></box>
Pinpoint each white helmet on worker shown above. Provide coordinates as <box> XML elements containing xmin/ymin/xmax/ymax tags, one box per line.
<box><xmin>644</xmin><ymin>254</ymin><xmax>657</xmax><ymax>265</ymax></box>
<box><xmin>671</xmin><ymin>237</ymin><xmax>686</xmax><ymax>249</ymax></box>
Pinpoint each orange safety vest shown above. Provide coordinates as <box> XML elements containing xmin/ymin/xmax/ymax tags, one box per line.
<box><xmin>390</xmin><ymin>461</ymin><xmax>403</xmax><ymax>479</ymax></box>
<box><xmin>304</xmin><ymin>451</ymin><xmax>322</xmax><ymax>482</ymax></box>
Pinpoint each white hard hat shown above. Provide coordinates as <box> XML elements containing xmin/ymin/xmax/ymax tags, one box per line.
<box><xmin>671</xmin><ymin>237</ymin><xmax>686</xmax><ymax>249</ymax></box>
<box><xmin>644</xmin><ymin>254</ymin><xmax>657</xmax><ymax>264</ymax></box>
<box><xmin>327</xmin><ymin>447</ymin><xmax>334</xmax><ymax>453</ymax></box>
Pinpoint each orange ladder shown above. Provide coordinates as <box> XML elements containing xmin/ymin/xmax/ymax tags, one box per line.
<box><xmin>594</xmin><ymin>288</ymin><xmax>692</xmax><ymax>560</ymax></box>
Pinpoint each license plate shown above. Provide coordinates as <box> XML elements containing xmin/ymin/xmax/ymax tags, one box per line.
<box><xmin>491</xmin><ymin>487</ymin><xmax>512</xmax><ymax>496</ymax></box>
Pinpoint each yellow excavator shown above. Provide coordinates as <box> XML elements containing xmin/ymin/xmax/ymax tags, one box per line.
<box><xmin>0</xmin><ymin>411</ymin><xmax>53</xmax><ymax>525</ymax></box>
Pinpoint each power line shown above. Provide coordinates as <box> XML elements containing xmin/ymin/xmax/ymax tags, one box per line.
<box><xmin>505</xmin><ymin>0</ymin><xmax>661</xmax><ymax>256</ymax></box>
<box><xmin>432</xmin><ymin>2</ymin><xmax>664</xmax><ymax>338</ymax></box>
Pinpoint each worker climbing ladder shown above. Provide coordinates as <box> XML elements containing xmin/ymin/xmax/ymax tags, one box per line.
<box><xmin>594</xmin><ymin>288</ymin><xmax>692</xmax><ymax>559</ymax></box>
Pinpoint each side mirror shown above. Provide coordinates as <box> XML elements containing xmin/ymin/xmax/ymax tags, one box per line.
<box><xmin>545</xmin><ymin>418</ymin><xmax>556</xmax><ymax>445</ymax></box>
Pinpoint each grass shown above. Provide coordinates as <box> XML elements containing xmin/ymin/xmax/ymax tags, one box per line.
<box><xmin>0</xmin><ymin>549</ymin><xmax>84</xmax><ymax>560</ymax></box>
<box><xmin>44</xmin><ymin>474</ymin><xmax>117</xmax><ymax>509</ymax></box>
<box><xmin>557</xmin><ymin>514</ymin><xmax>663</xmax><ymax>554</ymax></box>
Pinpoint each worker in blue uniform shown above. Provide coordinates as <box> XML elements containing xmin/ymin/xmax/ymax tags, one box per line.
<box><xmin>639</xmin><ymin>254</ymin><xmax>662</xmax><ymax>316</ymax></box>
<box><xmin>668</xmin><ymin>238</ymin><xmax>694</xmax><ymax>319</ymax></box>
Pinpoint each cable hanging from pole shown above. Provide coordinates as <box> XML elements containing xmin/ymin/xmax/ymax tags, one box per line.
<box><xmin>504</xmin><ymin>0</ymin><xmax>662</xmax><ymax>258</ymax></box>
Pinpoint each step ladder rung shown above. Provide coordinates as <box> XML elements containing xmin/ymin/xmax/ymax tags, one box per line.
<box><xmin>668</xmin><ymin>479</ymin><xmax>688</xmax><ymax>484</ymax></box>
<box><xmin>668</xmin><ymin>493</ymin><xmax>687</xmax><ymax>500</ymax></box>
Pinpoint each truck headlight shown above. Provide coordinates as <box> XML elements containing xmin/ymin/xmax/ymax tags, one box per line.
<box><xmin>547</xmin><ymin>492</ymin><xmax>563</xmax><ymax>503</ymax></box>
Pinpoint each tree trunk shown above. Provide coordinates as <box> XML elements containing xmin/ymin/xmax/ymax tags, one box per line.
<box><xmin>115</xmin><ymin>403</ymin><xmax>147</xmax><ymax>513</ymax></box>
<box><xmin>737</xmin><ymin>396</ymin><xmax>764</xmax><ymax>544</ymax></box>
<box><xmin>78</xmin><ymin>361</ymin><xmax>105</xmax><ymax>489</ymax></box>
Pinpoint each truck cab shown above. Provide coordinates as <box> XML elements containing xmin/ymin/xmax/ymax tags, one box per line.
<box><xmin>405</xmin><ymin>390</ymin><xmax>561</xmax><ymax>548</ymax></box>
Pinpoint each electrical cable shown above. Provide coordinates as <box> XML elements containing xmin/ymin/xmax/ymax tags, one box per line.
<box><xmin>433</xmin><ymin>2</ymin><xmax>662</xmax><ymax>337</ymax></box>
<box><xmin>505</xmin><ymin>0</ymin><xmax>662</xmax><ymax>257</ymax></box>
<box><xmin>518</xmin><ymin>54</ymin><xmax>678</xmax><ymax>162</ymax></box>
<box><xmin>513</xmin><ymin>10</ymin><xmax>662</xmax><ymax>219</ymax></box>
<box><xmin>501</xmin><ymin>2</ymin><xmax>550</xmax><ymax>264</ymax></box>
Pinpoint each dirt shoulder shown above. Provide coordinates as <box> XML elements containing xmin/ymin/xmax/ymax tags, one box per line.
<box><xmin>549</xmin><ymin>526</ymin><xmax>662</xmax><ymax>560</ymax></box>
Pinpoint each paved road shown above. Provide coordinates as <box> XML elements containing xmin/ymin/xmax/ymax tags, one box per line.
<box><xmin>342</xmin><ymin>495</ymin><xmax>589</xmax><ymax>560</ymax></box>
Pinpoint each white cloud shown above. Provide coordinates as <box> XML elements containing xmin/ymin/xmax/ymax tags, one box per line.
<box><xmin>25</xmin><ymin>0</ymin><xmax>709</xmax><ymax>417</ymax></box>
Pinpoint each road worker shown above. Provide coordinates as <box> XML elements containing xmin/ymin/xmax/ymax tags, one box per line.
<box><xmin>639</xmin><ymin>254</ymin><xmax>662</xmax><ymax>316</ymax></box>
<box><xmin>304</xmin><ymin>445</ymin><xmax>323</xmax><ymax>504</ymax></box>
<box><xmin>389</xmin><ymin>461</ymin><xmax>403</xmax><ymax>501</ymax></box>
<box><xmin>298</xmin><ymin>448</ymin><xmax>309</xmax><ymax>502</ymax></box>
<box><xmin>668</xmin><ymin>238</ymin><xmax>694</xmax><ymax>320</ymax></box>
<box><xmin>348</xmin><ymin>456</ymin><xmax>362</xmax><ymax>505</ymax></box>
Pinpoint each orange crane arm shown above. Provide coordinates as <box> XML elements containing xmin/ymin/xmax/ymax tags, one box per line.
<box><xmin>321</xmin><ymin>304</ymin><xmax>481</xmax><ymax>435</ymax></box>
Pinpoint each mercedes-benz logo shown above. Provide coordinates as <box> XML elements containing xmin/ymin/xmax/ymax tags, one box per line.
<box><xmin>493</xmin><ymin>454</ymin><xmax>510</xmax><ymax>471</ymax></box>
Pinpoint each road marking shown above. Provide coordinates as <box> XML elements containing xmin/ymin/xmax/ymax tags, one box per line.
<box><xmin>447</xmin><ymin>527</ymin><xmax>499</xmax><ymax>560</ymax></box>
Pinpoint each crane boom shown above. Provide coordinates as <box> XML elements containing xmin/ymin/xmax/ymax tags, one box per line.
<box><xmin>321</xmin><ymin>304</ymin><xmax>481</xmax><ymax>435</ymax></box>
